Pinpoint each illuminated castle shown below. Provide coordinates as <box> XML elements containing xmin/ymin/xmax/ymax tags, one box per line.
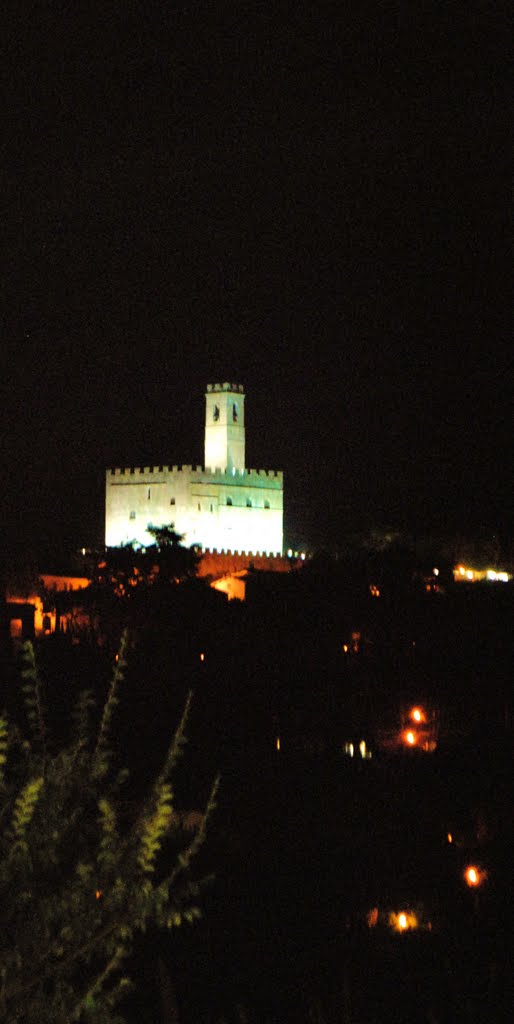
<box><xmin>105</xmin><ymin>383</ymin><xmax>283</xmax><ymax>555</ymax></box>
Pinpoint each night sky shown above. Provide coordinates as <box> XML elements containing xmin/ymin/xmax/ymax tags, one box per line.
<box><xmin>1</xmin><ymin>4</ymin><xmax>511</xmax><ymax>559</ymax></box>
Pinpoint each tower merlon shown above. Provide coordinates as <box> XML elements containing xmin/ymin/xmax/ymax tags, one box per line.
<box><xmin>207</xmin><ymin>382</ymin><xmax>245</xmax><ymax>393</ymax></box>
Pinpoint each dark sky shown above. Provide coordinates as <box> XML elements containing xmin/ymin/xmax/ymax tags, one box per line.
<box><xmin>1</xmin><ymin>4</ymin><xmax>511</xmax><ymax>558</ymax></box>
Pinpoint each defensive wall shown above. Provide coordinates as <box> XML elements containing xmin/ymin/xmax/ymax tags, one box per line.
<box><xmin>108</xmin><ymin>466</ymin><xmax>283</xmax><ymax>481</ymax></box>
<box><xmin>197</xmin><ymin>549</ymin><xmax>295</xmax><ymax>576</ymax></box>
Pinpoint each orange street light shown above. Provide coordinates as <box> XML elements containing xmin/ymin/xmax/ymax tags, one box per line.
<box><xmin>410</xmin><ymin>706</ymin><xmax>426</xmax><ymax>724</ymax></box>
<box><xmin>464</xmin><ymin>864</ymin><xmax>486</xmax><ymax>888</ymax></box>
<box><xmin>404</xmin><ymin>730</ymin><xmax>416</xmax><ymax>746</ymax></box>
<box><xmin>389</xmin><ymin>910</ymin><xmax>418</xmax><ymax>933</ymax></box>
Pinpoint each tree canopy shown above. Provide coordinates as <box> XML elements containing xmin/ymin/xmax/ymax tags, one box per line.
<box><xmin>94</xmin><ymin>524</ymin><xmax>200</xmax><ymax>599</ymax></box>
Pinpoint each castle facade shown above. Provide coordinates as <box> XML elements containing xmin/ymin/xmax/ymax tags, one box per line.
<box><xmin>105</xmin><ymin>383</ymin><xmax>283</xmax><ymax>555</ymax></box>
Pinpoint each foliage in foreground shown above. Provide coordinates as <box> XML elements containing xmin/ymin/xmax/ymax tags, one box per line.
<box><xmin>94</xmin><ymin>524</ymin><xmax>200</xmax><ymax>599</ymax></box>
<box><xmin>0</xmin><ymin>633</ymin><xmax>217</xmax><ymax>1023</ymax></box>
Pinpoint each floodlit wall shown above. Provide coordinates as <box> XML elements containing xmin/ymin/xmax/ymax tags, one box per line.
<box><xmin>105</xmin><ymin>465</ymin><xmax>283</xmax><ymax>554</ymax></box>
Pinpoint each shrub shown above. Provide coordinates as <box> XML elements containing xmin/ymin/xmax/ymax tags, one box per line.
<box><xmin>0</xmin><ymin>632</ymin><xmax>217</xmax><ymax>1023</ymax></box>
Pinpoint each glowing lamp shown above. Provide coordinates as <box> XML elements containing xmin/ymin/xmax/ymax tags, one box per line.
<box><xmin>404</xmin><ymin>730</ymin><xmax>416</xmax><ymax>746</ymax></box>
<box><xmin>389</xmin><ymin>910</ymin><xmax>418</xmax><ymax>933</ymax></box>
<box><xmin>464</xmin><ymin>864</ymin><xmax>485</xmax><ymax>888</ymax></box>
<box><xmin>410</xmin><ymin>706</ymin><xmax>425</xmax><ymax>724</ymax></box>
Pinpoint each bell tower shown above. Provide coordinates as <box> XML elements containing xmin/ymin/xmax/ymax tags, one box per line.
<box><xmin>204</xmin><ymin>383</ymin><xmax>245</xmax><ymax>472</ymax></box>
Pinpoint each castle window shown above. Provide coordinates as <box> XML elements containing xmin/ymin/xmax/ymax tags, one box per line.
<box><xmin>246</xmin><ymin>498</ymin><xmax>252</xmax><ymax>508</ymax></box>
<box><xmin>226</xmin><ymin>497</ymin><xmax>233</xmax><ymax>506</ymax></box>
<box><xmin>130</xmin><ymin>468</ymin><xmax>135</xmax><ymax>475</ymax></box>
<box><xmin>232</xmin><ymin>403</ymin><xmax>238</xmax><ymax>422</ymax></box>
<box><xmin>129</xmin><ymin>511</ymin><xmax>136</xmax><ymax>520</ymax></box>
<box><xmin>197</xmin><ymin>503</ymin><xmax>201</xmax><ymax>511</ymax></box>
<box><xmin>213</xmin><ymin>404</ymin><xmax>220</xmax><ymax>422</ymax></box>
<box><xmin>264</xmin><ymin>500</ymin><xmax>270</xmax><ymax>509</ymax></box>
<box><xmin>170</xmin><ymin>497</ymin><xmax>175</xmax><ymax>505</ymax></box>
<box><xmin>210</xmin><ymin>503</ymin><xmax>213</xmax><ymax>512</ymax></box>
<box><xmin>147</xmin><ymin>488</ymin><xmax>151</xmax><ymax>499</ymax></box>
<box><xmin>42</xmin><ymin>615</ymin><xmax>51</xmax><ymax>634</ymax></box>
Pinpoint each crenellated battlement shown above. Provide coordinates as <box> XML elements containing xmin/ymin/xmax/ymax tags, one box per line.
<box><xmin>246</xmin><ymin>468</ymin><xmax>283</xmax><ymax>480</ymax></box>
<box><xmin>197</xmin><ymin>549</ymin><xmax>291</xmax><ymax>574</ymax></box>
<box><xmin>108</xmin><ymin>465</ymin><xmax>283</xmax><ymax>480</ymax></box>
<box><xmin>206</xmin><ymin>382</ymin><xmax>244</xmax><ymax>394</ymax></box>
<box><xmin>201</xmin><ymin>547</ymin><xmax>284</xmax><ymax>558</ymax></box>
<box><xmin>108</xmin><ymin>465</ymin><xmax>192</xmax><ymax>477</ymax></box>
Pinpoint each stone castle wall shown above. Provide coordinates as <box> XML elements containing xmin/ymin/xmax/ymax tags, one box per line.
<box><xmin>105</xmin><ymin>384</ymin><xmax>284</xmax><ymax>554</ymax></box>
<box><xmin>105</xmin><ymin>465</ymin><xmax>283</xmax><ymax>554</ymax></box>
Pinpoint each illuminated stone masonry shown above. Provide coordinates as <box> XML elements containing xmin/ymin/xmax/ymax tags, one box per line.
<box><xmin>105</xmin><ymin>383</ymin><xmax>284</xmax><ymax>556</ymax></box>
